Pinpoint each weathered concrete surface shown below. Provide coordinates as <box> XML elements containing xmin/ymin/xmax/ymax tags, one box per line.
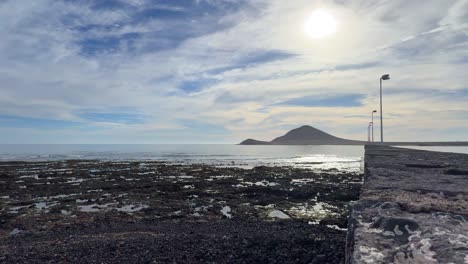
<box><xmin>346</xmin><ymin>145</ymin><xmax>468</xmax><ymax>264</ymax></box>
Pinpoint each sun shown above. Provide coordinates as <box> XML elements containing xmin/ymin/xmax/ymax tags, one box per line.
<box><xmin>304</xmin><ymin>9</ymin><xmax>338</xmax><ymax>39</ymax></box>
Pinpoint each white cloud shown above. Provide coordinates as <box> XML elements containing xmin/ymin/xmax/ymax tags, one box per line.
<box><xmin>0</xmin><ymin>0</ymin><xmax>467</xmax><ymax>143</ymax></box>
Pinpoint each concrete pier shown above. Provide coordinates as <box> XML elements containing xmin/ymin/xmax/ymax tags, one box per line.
<box><xmin>346</xmin><ymin>145</ymin><xmax>468</xmax><ymax>263</ymax></box>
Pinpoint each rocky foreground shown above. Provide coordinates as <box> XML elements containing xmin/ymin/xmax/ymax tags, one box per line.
<box><xmin>0</xmin><ymin>161</ymin><xmax>362</xmax><ymax>263</ymax></box>
<box><xmin>347</xmin><ymin>146</ymin><xmax>468</xmax><ymax>263</ymax></box>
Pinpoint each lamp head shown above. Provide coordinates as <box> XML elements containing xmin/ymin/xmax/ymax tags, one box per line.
<box><xmin>381</xmin><ymin>74</ymin><xmax>390</xmax><ymax>80</ymax></box>
<box><xmin>372</xmin><ymin>110</ymin><xmax>377</xmax><ymax>113</ymax></box>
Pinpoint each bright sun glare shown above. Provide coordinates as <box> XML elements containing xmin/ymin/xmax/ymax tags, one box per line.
<box><xmin>304</xmin><ymin>9</ymin><xmax>338</xmax><ymax>39</ymax></box>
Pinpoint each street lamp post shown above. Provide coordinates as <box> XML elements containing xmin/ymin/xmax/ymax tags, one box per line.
<box><xmin>371</xmin><ymin>110</ymin><xmax>377</xmax><ymax>142</ymax></box>
<box><xmin>368</xmin><ymin>122</ymin><xmax>372</xmax><ymax>142</ymax></box>
<box><xmin>380</xmin><ymin>74</ymin><xmax>390</xmax><ymax>143</ymax></box>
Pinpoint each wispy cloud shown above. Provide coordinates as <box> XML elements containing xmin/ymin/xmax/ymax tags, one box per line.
<box><xmin>78</xmin><ymin>111</ymin><xmax>146</xmax><ymax>125</ymax></box>
<box><xmin>276</xmin><ymin>94</ymin><xmax>365</xmax><ymax>107</ymax></box>
<box><xmin>0</xmin><ymin>0</ymin><xmax>467</xmax><ymax>143</ymax></box>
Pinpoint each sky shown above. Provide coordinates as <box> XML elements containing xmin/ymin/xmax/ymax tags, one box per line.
<box><xmin>0</xmin><ymin>0</ymin><xmax>467</xmax><ymax>144</ymax></box>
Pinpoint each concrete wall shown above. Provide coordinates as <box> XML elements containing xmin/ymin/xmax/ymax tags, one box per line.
<box><xmin>346</xmin><ymin>145</ymin><xmax>468</xmax><ymax>263</ymax></box>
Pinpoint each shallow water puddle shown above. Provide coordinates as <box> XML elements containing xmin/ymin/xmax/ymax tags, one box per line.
<box><xmin>291</xmin><ymin>178</ymin><xmax>316</xmax><ymax>185</ymax></box>
<box><xmin>35</xmin><ymin>201</ymin><xmax>58</xmax><ymax>210</ymax></box>
<box><xmin>116</xmin><ymin>204</ymin><xmax>148</xmax><ymax>213</ymax></box>
<box><xmin>78</xmin><ymin>203</ymin><xmax>116</xmax><ymax>212</ymax></box>
<box><xmin>9</xmin><ymin>205</ymin><xmax>30</xmax><ymax>213</ymax></box>
<box><xmin>9</xmin><ymin>228</ymin><xmax>22</xmax><ymax>236</ymax></box>
<box><xmin>46</xmin><ymin>193</ymin><xmax>80</xmax><ymax>200</ymax></box>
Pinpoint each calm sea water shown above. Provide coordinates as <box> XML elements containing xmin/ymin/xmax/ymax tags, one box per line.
<box><xmin>0</xmin><ymin>144</ymin><xmax>365</xmax><ymax>173</ymax></box>
<box><xmin>397</xmin><ymin>146</ymin><xmax>468</xmax><ymax>155</ymax></box>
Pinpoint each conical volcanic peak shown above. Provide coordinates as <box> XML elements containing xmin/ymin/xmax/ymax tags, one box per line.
<box><xmin>239</xmin><ymin>125</ymin><xmax>365</xmax><ymax>145</ymax></box>
<box><xmin>239</xmin><ymin>124</ymin><xmax>468</xmax><ymax>145</ymax></box>
<box><xmin>272</xmin><ymin>125</ymin><xmax>340</xmax><ymax>142</ymax></box>
<box><xmin>239</xmin><ymin>139</ymin><xmax>270</xmax><ymax>145</ymax></box>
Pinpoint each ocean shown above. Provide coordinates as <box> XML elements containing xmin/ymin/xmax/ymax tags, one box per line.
<box><xmin>0</xmin><ymin>144</ymin><xmax>365</xmax><ymax>173</ymax></box>
<box><xmin>397</xmin><ymin>146</ymin><xmax>468</xmax><ymax>155</ymax></box>
<box><xmin>2</xmin><ymin>144</ymin><xmax>468</xmax><ymax>173</ymax></box>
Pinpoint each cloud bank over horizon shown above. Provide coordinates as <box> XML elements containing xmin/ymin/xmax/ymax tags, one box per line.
<box><xmin>1</xmin><ymin>0</ymin><xmax>467</xmax><ymax>143</ymax></box>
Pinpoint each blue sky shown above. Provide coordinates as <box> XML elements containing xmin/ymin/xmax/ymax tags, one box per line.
<box><xmin>0</xmin><ymin>0</ymin><xmax>467</xmax><ymax>143</ymax></box>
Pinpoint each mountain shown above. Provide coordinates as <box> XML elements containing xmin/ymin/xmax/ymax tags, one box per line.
<box><xmin>239</xmin><ymin>125</ymin><xmax>468</xmax><ymax>146</ymax></box>
<box><xmin>240</xmin><ymin>125</ymin><xmax>365</xmax><ymax>145</ymax></box>
<box><xmin>239</xmin><ymin>139</ymin><xmax>271</xmax><ymax>145</ymax></box>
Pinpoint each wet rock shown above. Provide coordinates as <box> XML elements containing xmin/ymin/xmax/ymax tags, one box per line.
<box><xmin>0</xmin><ymin>160</ymin><xmax>362</xmax><ymax>263</ymax></box>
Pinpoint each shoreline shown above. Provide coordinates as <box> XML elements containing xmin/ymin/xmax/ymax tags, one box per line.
<box><xmin>240</xmin><ymin>142</ymin><xmax>468</xmax><ymax>146</ymax></box>
<box><xmin>1</xmin><ymin>160</ymin><xmax>362</xmax><ymax>263</ymax></box>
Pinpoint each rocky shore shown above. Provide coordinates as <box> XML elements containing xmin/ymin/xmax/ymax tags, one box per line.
<box><xmin>1</xmin><ymin>160</ymin><xmax>362</xmax><ymax>263</ymax></box>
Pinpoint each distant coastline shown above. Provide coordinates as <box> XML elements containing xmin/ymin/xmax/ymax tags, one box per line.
<box><xmin>240</xmin><ymin>125</ymin><xmax>468</xmax><ymax>146</ymax></box>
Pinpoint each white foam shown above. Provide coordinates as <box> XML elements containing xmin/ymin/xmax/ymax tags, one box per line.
<box><xmin>19</xmin><ymin>174</ymin><xmax>40</xmax><ymax>180</ymax></box>
<box><xmin>234</xmin><ymin>181</ymin><xmax>279</xmax><ymax>187</ymax></box>
<box><xmin>326</xmin><ymin>225</ymin><xmax>347</xmax><ymax>231</ymax></box>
